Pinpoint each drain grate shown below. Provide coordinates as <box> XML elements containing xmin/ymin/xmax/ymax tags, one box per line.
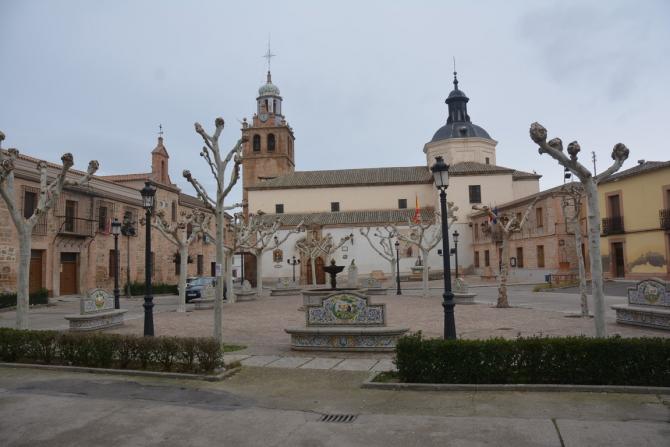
<box><xmin>319</xmin><ymin>413</ymin><xmax>358</xmax><ymax>423</ymax></box>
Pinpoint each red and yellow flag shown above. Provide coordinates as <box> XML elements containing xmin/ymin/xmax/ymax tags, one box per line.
<box><xmin>412</xmin><ymin>194</ymin><xmax>421</xmax><ymax>224</ymax></box>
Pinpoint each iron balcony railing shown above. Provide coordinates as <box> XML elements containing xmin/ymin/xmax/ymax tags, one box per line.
<box><xmin>56</xmin><ymin>215</ymin><xmax>94</xmax><ymax>237</ymax></box>
<box><xmin>660</xmin><ymin>209</ymin><xmax>670</xmax><ymax>231</ymax></box>
<box><xmin>602</xmin><ymin>216</ymin><xmax>625</xmax><ymax>236</ymax></box>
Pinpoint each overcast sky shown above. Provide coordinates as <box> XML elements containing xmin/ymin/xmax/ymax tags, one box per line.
<box><xmin>2</xmin><ymin>0</ymin><xmax>669</xmax><ymax>204</ymax></box>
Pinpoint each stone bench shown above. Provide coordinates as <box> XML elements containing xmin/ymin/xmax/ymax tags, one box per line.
<box><xmin>612</xmin><ymin>278</ymin><xmax>670</xmax><ymax>331</ymax></box>
<box><xmin>286</xmin><ymin>291</ymin><xmax>408</xmax><ymax>352</ymax></box>
<box><xmin>270</xmin><ymin>278</ymin><xmax>301</xmax><ymax>296</ymax></box>
<box><xmin>65</xmin><ymin>289</ymin><xmax>126</xmax><ymax>331</ymax></box>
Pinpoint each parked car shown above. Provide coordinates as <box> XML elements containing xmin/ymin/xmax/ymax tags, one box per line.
<box><xmin>184</xmin><ymin>277</ymin><xmax>227</xmax><ymax>302</ymax></box>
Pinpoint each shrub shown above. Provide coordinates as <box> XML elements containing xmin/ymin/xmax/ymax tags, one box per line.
<box><xmin>395</xmin><ymin>332</ymin><xmax>670</xmax><ymax>387</ymax></box>
<box><xmin>126</xmin><ymin>282</ymin><xmax>178</xmax><ymax>296</ymax></box>
<box><xmin>0</xmin><ymin>328</ymin><xmax>224</xmax><ymax>374</ymax></box>
<box><xmin>0</xmin><ymin>288</ymin><xmax>49</xmax><ymax>309</ymax></box>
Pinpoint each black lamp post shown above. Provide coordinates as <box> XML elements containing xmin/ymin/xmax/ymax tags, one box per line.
<box><xmin>111</xmin><ymin>218</ymin><xmax>121</xmax><ymax>309</ymax></box>
<box><xmin>140</xmin><ymin>181</ymin><xmax>157</xmax><ymax>337</ymax></box>
<box><xmin>395</xmin><ymin>240</ymin><xmax>401</xmax><ymax>295</ymax></box>
<box><xmin>287</xmin><ymin>256</ymin><xmax>300</xmax><ymax>282</ymax></box>
<box><xmin>452</xmin><ymin>230</ymin><xmax>460</xmax><ymax>280</ymax></box>
<box><xmin>431</xmin><ymin>156</ymin><xmax>456</xmax><ymax>340</ymax></box>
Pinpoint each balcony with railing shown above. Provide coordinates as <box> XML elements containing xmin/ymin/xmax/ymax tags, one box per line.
<box><xmin>602</xmin><ymin>216</ymin><xmax>625</xmax><ymax>236</ymax></box>
<box><xmin>56</xmin><ymin>215</ymin><xmax>94</xmax><ymax>237</ymax></box>
<box><xmin>661</xmin><ymin>209</ymin><xmax>670</xmax><ymax>231</ymax></box>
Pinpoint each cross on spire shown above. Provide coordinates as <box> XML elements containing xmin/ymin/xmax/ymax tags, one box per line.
<box><xmin>262</xmin><ymin>36</ymin><xmax>276</xmax><ymax>72</ymax></box>
<box><xmin>452</xmin><ymin>56</ymin><xmax>458</xmax><ymax>89</ymax></box>
<box><xmin>158</xmin><ymin>124</ymin><xmax>164</xmax><ymax>137</ymax></box>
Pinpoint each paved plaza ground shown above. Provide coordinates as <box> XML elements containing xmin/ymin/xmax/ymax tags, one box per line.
<box><xmin>1</xmin><ymin>281</ymin><xmax>669</xmax><ymax>445</ymax></box>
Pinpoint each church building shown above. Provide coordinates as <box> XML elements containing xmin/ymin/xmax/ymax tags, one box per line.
<box><xmin>242</xmin><ymin>69</ymin><xmax>540</xmax><ymax>285</ymax></box>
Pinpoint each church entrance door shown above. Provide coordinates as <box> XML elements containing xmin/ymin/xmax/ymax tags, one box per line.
<box><xmin>307</xmin><ymin>257</ymin><xmax>326</xmax><ymax>285</ymax></box>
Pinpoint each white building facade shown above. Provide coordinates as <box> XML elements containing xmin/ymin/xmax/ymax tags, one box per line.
<box><xmin>242</xmin><ymin>71</ymin><xmax>540</xmax><ymax>285</ymax></box>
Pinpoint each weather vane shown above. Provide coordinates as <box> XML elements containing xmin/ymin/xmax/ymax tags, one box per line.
<box><xmin>262</xmin><ymin>35</ymin><xmax>276</xmax><ymax>71</ymax></box>
<box><xmin>158</xmin><ymin>124</ymin><xmax>164</xmax><ymax>137</ymax></box>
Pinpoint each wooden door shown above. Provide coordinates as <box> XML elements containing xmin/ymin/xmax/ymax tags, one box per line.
<box><xmin>612</xmin><ymin>243</ymin><xmax>625</xmax><ymax>278</ymax></box>
<box><xmin>29</xmin><ymin>250</ymin><xmax>43</xmax><ymax>293</ymax></box>
<box><xmin>315</xmin><ymin>257</ymin><xmax>326</xmax><ymax>285</ymax></box>
<box><xmin>60</xmin><ymin>252</ymin><xmax>78</xmax><ymax>295</ymax></box>
<box><xmin>244</xmin><ymin>253</ymin><xmax>257</xmax><ymax>287</ymax></box>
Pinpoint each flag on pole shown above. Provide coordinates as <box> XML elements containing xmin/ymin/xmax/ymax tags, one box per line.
<box><xmin>412</xmin><ymin>195</ymin><xmax>421</xmax><ymax>224</ymax></box>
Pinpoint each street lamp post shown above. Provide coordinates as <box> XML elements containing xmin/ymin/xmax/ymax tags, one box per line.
<box><xmin>140</xmin><ymin>181</ymin><xmax>157</xmax><ymax>337</ymax></box>
<box><xmin>452</xmin><ymin>230</ymin><xmax>460</xmax><ymax>280</ymax></box>
<box><xmin>431</xmin><ymin>156</ymin><xmax>456</xmax><ymax>340</ymax></box>
<box><xmin>395</xmin><ymin>240</ymin><xmax>401</xmax><ymax>295</ymax></box>
<box><xmin>287</xmin><ymin>256</ymin><xmax>301</xmax><ymax>283</ymax></box>
<box><xmin>111</xmin><ymin>218</ymin><xmax>121</xmax><ymax>309</ymax></box>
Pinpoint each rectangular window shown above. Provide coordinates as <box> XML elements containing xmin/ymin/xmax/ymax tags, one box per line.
<box><xmin>516</xmin><ymin>247</ymin><xmax>524</xmax><ymax>268</ymax></box>
<box><xmin>171</xmin><ymin>201</ymin><xmax>177</xmax><ymax>222</ymax></box>
<box><xmin>331</xmin><ymin>202</ymin><xmax>340</xmax><ymax>212</ymax></box>
<box><xmin>275</xmin><ymin>204</ymin><xmax>284</xmax><ymax>214</ymax></box>
<box><xmin>474</xmin><ymin>251</ymin><xmax>480</xmax><ymax>268</ymax></box>
<box><xmin>197</xmin><ymin>255</ymin><xmax>204</xmax><ymax>276</ymax></box>
<box><xmin>537</xmin><ymin>245</ymin><xmax>545</xmax><ymax>268</ymax></box>
<box><xmin>65</xmin><ymin>200</ymin><xmax>77</xmax><ymax>232</ymax></box>
<box><xmin>485</xmin><ymin>157</ymin><xmax>490</xmax><ymax>165</ymax></box>
<box><xmin>468</xmin><ymin>185</ymin><xmax>481</xmax><ymax>204</ymax></box>
<box><xmin>535</xmin><ymin>207</ymin><xmax>543</xmax><ymax>228</ymax></box>
<box><xmin>484</xmin><ymin>250</ymin><xmax>490</xmax><ymax>267</ymax></box>
<box><xmin>398</xmin><ymin>199</ymin><xmax>407</xmax><ymax>209</ymax></box>
<box><xmin>23</xmin><ymin>191</ymin><xmax>37</xmax><ymax>219</ymax></box>
<box><xmin>608</xmin><ymin>194</ymin><xmax>621</xmax><ymax>217</ymax></box>
<box><xmin>98</xmin><ymin>206</ymin><xmax>108</xmax><ymax>232</ymax></box>
<box><xmin>516</xmin><ymin>212</ymin><xmax>522</xmax><ymax>224</ymax></box>
<box><xmin>109</xmin><ymin>249</ymin><xmax>117</xmax><ymax>277</ymax></box>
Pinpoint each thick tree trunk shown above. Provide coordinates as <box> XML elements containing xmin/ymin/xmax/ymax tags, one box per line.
<box><xmin>584</xmin><ymin>180</ymin><xmax>606</xmax><ymax>337</ymax></box>
<box><xmin>225</xmin><ymin>250</ymin><xmax>236</xmax><ymax>303</ymax></box>
<box><xmin>497</xmin><ymin>237</ymin><xmax>510</xmax><ymax>308</ymax></box>
<box><xmin>256</xmin><ymin>250</ymin><xmax>263</xmax><ymax>297</ymax></box>
<box><xmin>177</xmin><ymin>243</ymin><xmax>188</xmax><ymax>313</ymax></box>
<box><xmin>214</xmin><ymin>209</ymin><xmax>224</xmax><ymax>343</ymax></box>
<box><xmin>310</xmin><ymin>257</ymin><xmax>317</xmax><ymax>287</ymax></box>
<box><xmin>574</xmin><ymin>219</ymin><xmax>589</xmax><ymax>317</ymax></box>
<box><xmin>16</xmin><ymin>228</ymin><xmax>32</xmax><ymax>329</ymax></box>
<box><xmin>421</xmin><ymin>248</ymin><xmax>429</xmax><ymax>297</ymax></box>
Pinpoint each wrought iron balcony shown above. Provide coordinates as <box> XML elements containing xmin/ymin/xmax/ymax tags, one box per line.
<box><xmin>56</xmin><ymin>215</ymin><xmax>94</xmax><ymax>237</ymax></box>
<box><xmin>661</xmin><ymin>209</ymin><xmax>670</xmax><ymax>231</ymax></box>
<box><xmin>602</xmin><ymin>216</ymin><xmax>625</xmax><ymax>236</ymax></box>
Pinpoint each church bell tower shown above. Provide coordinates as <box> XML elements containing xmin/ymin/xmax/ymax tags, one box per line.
<box><xmin>241</xmin><ymin>63</ymin><xmax>296</xmax><ymax>210</ymax></box>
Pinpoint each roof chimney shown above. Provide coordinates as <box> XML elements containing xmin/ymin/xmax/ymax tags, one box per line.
<box><xmin>637</xmin><ymin>159</ymin><xmax>645</xmax><ymax>165</ymax></box>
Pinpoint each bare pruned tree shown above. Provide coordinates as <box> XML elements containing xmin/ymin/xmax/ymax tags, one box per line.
<box><xmin>235</xmin><ymin>215</ymin><xmax>303</xmax><ymax>296</ymax></box>
<box><xmin>392</xmin><ymin>204</ymin><xmax>457</xmax><ymax>297</ymax></box>
<box><xmin>530</xmin><ymin>122</ymin><xmax>629</xmax><ymax>337</ymax></box>
<box><xmin>473</xmin><ymin>196</ymin><xmax>539</xmax><ymax>308</ymax></box>
<box><xmin>0</xmin><ymin>131</ymin><xmax>99</xmax><ymax>329</ymax></box>
<box><xmin>295</xmin><ymin>231</ymin><xmax>352</xmax><ymax>287</ymax></box>
<box><xmin>359</xmin><ymin>226</ymin><xmax>397</xmax><ymax>282</ymax></box>
<box><xmin>182</xmin><ymin>117</ymin><xmax>243</xmax><ymax>343</ymax></box>
<box><xmin>558</xmin><ymin>183</ymin><xmax>589</xmax><ymax>317</ymax></box>
<box><xmin>151</xmin><ymin>208</ymin><xmax>211</xmax><ymax>312</ymax></box>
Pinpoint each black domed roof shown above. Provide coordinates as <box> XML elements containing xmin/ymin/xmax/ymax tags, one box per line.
<box><xmin>431</xmin><ymin>72</ymin><xmax>492</xmax><ymax>143</ymax></box>
<box><xmin>431</xmin><ymin>122</ymin><xmax>491</xmax><ymax>142</ymax></box>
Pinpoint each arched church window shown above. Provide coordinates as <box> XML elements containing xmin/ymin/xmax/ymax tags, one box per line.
<box><xmin>267</xmin><ymin>134</ymin><xmax>276</xmax><ymax>152</ymax></box>
<box><xmin>252</xmin><ymin>134</ymin><xmax>261</xmax><ymax>152</ymax></box>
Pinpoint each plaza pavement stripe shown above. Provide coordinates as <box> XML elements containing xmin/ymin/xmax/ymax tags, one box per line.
<box><xmin>264</xmin><ymin>356</ymin><xmax>313</xmax><ymax>368</ymax></box>
<box><xmin>298</xmin><ymin>357</ymin><xmax>345</xmax><ymax>370</ymax></box>
<box><xmin>370</xmin><ymin>359</ymin><xmax>396</xmax><ymax>372</ymax></box>
<box><xmin>332</xmin><ymin>359</ymin><xmax>380</xmax><ymax>371</ymax></box>
<box><xmin>240</xmin><ymin>355</ymin><xmax>282</xmax><ymax>367</ymax></box>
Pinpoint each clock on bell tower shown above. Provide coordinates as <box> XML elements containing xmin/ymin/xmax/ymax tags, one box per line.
<box><xmin>241</xmin><ymin>68</ymin><xmax>296</xmax><ymax>210</ymax></box>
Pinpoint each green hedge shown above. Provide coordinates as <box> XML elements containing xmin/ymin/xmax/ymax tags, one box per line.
<box><xmin>396</xmin><ymin>333</ymin><xmax>670</xmax><ymax>387</ymax></box>
<box><xmin>0</xmin><ymin>288</ymin><xmax>49</xmax><ymax>309</ymax></box>
<box><xmin>0</xmin><ymin>328</ymin><xmax>223</xmax><ymax>374</ymax></box>
<box><xmin>127</xmin><ymin>282</ymin><xmax>178</xmax><ymax>296</ymax></box>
